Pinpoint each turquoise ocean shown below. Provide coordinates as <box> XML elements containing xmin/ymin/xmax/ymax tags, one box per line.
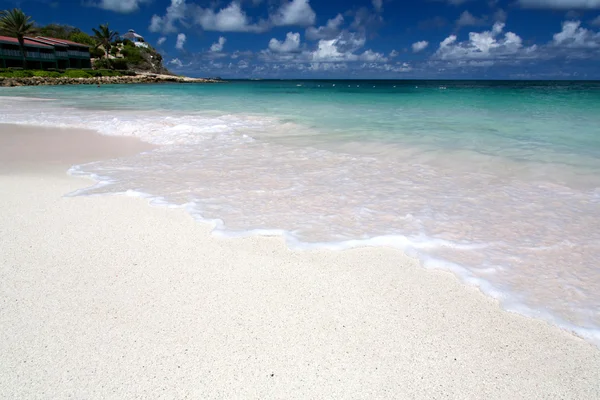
<box><xmin>1</xmin><ymin>80</ymin><xmax>599</xmax><ymax>346</ymax></box>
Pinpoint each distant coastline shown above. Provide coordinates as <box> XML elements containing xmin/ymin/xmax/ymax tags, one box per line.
<box><xmin>0</xmin><ymin>72</ymin><xmax>223</xmax><ymax>86</ymax></box>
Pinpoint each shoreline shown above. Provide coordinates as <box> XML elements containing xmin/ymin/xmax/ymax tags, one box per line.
<box><xmin>1</xmin><ymin>123</ymin><xmax>599</xmax><ymax>397</ymax></box>
<box><xmin>0</xmin><ymin>72</ymin><xmax>223</xmax><ymax>87</ymax></box>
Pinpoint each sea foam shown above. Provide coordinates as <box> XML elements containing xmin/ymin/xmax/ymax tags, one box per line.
<box><xmin>2</xmin><ymin>89</ymin><xmax>599</xmax><ymax>348</ymax></box>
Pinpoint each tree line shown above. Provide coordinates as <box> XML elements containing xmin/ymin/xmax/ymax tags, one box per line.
<box><xmin>0</xmin><ymin>8</ymin><xmax>120</xmax><ymax>69</ymax></box>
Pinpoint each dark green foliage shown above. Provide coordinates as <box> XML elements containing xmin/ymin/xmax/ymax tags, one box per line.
<box><xmin>110</xmin><ymin>58</ymin><xmax>128</xmax><ymax>70</ymax></box>
<box><xmin>92</xmin><ymin>58</ymin><xmax>112</xmax><ymax>69</ymax></box>
<box><xmin>122</xmin><ymin>39</ymin><xmax>134</xmax><ymax>47</ymax></box>
<box><xmin>36</xmin><ymin>24</ymin><xmax>78</xmax><ymax>39</ymax></box>
<box><xmin>121</xmin><ymin>45</ymin><xmax>143</xmax><ymax>64</ymax></box>
<box><xmin>62</xmin><ymin>70</ymin><xmax>91</xmax><ymax>78</ymax></box>
<box><xmin>0</xmin><ymin>69</ymin><xmax>34</xmax><ymax>77</ymax></box>
<box><xmin>92</xmin><ymin>23</ymin><xmax>118</xmax><ymax>59</ymax></box>
<box><xmin>32</xmin><ymin>70</ymin><xmax>61</xmax><ymax>77</ymax></box>
<box><xmin>90</xmin><ymin>47</ymin><xmax>105</xmax><ymax>58</ymax></box>
<box><xmin>0</xmin><ymin>9</ymin><xmax>36</xmax><ymax>69</ymax></box>
<box><xmin>68</xmin><ymin>31</ymin><xmax>94</xmax><ymax>46</ymax></box>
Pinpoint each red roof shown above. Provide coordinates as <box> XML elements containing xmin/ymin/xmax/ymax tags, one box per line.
<box><xmin>36</xmin><ymin>36</ymin><xmax>90</xmax><ymax>48</ymax></box>
<box><xmin>27</xmin><ymin>37</ymin><xmax>68</xmax><ymax>48</ymax></box>
<box><xmin>0</xmin><ymin>35</ymin><xmax>53</xmax><ymax>49</ymax></box>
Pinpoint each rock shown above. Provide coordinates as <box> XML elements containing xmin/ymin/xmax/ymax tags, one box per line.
<box><xmin>0</xmin><ymin>74</ymin><xmax>223</xmax><ymax>87</ymax></box>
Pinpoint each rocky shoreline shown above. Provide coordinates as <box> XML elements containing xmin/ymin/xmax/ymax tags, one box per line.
<box><xmin>0</xmin><ymin>73</ymin><xmax>223</xmax><ymax>87</ymax></box>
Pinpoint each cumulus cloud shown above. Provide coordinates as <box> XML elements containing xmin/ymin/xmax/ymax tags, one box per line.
<box><xmin>552</xmin><ymin>20</ymin><xmax>600</xmax><ymax>48</ymax></box>
<box><xmin>412</xmin><ymin>40</ymin><xmax>429</xmax><ymax>52</ymax></box>
<box><xmin>305</xmin><ymin>14</ymin><xmax>344</xmax><ymax>40</ymax></box>
<box><xmin>518</xmin><ymin>0</ymin><xmax>600</xmax><ymax>9</ymax></box>
<box><xmin>271</xmin><ymin>0</ymin><xmax>316</xmax><ymax>27</ymax></box>
<box><xmin>157</xmin><ymin>37</ymin><xmax>167</xmax><ymax>46</ymax></box>
<box><xmin>195</xmin><ymin>2</ymin><xmax>269</xmax><ymax>32</ymax></box>
<box><xmin>269</xmin><ymin>32</ymin><xmax>301</xmax><ymax>53</ymax></box>
<box><xmin>96</xmin><ymin>0</ymin><xmax>148</xmax><ymax>13</ymax></box>
<box><xmin>309</xmin><ymin>32</ymin><xmax>385</xmax><ymax>62</ymax></box>
<box><xmin>168</xmin><ymin>58</ymin><xmax>183</xmax><ymax>67</ymax></box>
<box><xmin>149</xmin><ymin>0</ymin><xmax>268</xmax><ymax>34</ymax></box>
<box><xmin>434</xmin><ymin>22</ymin><xmax>536</xmax><ymax>63</ymax></box>
<box><xmin>494</xmin><ymin>9</ymin><xmax>507</xmax><ymax>23</ymax></box>
<box><xmin>389</xmin><ymin>49</ymin><xmax>399</xmax><ymax>58</ymax></box>
<box><xmin>176</xmin><ymin>33</ymin><xmax>186</xmax><ymax>50</ymax></box>
<box><xmin>372</xmin><ymin>0</ymin><xmax>383</xmax><ymax>12</ymax></box>
<box><xmin>149</xmin><ymin>0</ymin><xmax>186</xmax><ymax>33</ymax></box>
<box><xmin>456</xmin><ymin>11</ymin><xmax>487</xmax><ymax>28</ymax></box>
<box><xmin>210</xmin><ymin>36</ymin><xmax>227</xmax><ymax>52</ymax></box>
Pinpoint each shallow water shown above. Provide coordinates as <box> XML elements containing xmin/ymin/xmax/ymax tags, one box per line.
<box><xmin>2</xmin><ymin>80</ymin><xmax>599</xmax><ymax>346</ymax></box>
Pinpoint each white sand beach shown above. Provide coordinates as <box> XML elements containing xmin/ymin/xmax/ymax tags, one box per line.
<box><xmin>1</xmin><ymin>124</ymin><xmax>599</xmax><ymax>399</ymax></box>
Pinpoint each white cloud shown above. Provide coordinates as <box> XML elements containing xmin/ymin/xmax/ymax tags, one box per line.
<box><xmin>552</xmin><ymin>20</ymin><xmax>600</xmax><ymax>48</ymax></box>
<box><xmin>518</xmin><ymin>0</ymin><xmax>600</xmax><ymax>9</ymax></box>
<box><xmin>176</xmin><ymin>33</ymin><xmax>186</xmax><ymax>50</ymax></box>
<box><xmin>592</xmin><ymin>15</ymin><xmax>600</xmax><ymax>26</ymax></box>
<box><xmin>435</xmin><ymin>22</ymin><xmax>536</xmax><ymax>63</ymax></box>
<box><xmin>150</xmin><ymin>0</ymin><xmax>268</xmax><ymax>34</ymax></box>
<box><xmin>157</xmin><ymin>37</ymin><xmax>167</xmax><ymax>46</ymax></box>
<box><xmin>412</xmin><ymin>40</ymin><xmax>429</xmax><ymax>52</ymax></box>
<box><xmin>307</xmin><ymin>32</ymin><xmax>386</xmax><ymax>62</ymax></box>
<box><xmin>210</xmin><ymin>36</ymin><xmax>227</xmax><ymax>52</ymax></box>
<box><xmin>389</xmin><ymin>49</ymin><xmax>399</xmax><ymax>58</ymax></box>
<box><xmin>305</xmin><ymin>14</ymin><xmax>344</xmax><ymax>40</ymax></box>
<box><xmin>269</xmin><ymin>32</ymin><xmax>301</xmax><ymax>53</ymax></box>
<box><xmin>359</xmin><ymin>49</ymin><xmax>387</xmax><ymax>61</ymax></box>
<box><xmin>168</xmin><ymin>58</ymin><xmax>183</xmax><ymax>67</ymax></box>
<box><xmin>372</xmin><ymin>0</ymin><xmax>383</xmax><ymax>12</ymax></box>
<box><xmin>456</xmin><ymin>11</ymin><xmax>486</xmax><ymax>28</ymax></box>
<box><xmin>96</xmin><ymin>0</ymin><xmax>148</xmax><ymax>13</ymax></box>
<box><xmin>310</xmin><ymin>32</ymin><xmax>366</xmax><ymax>62</ymax></box>
<box><xmin>149</xmin><ymin>0</ymin><xmax>187</xmax><ymax>33</ymax></box>
<box><xmin>271</xmin><ymin>0</ymin><xmax>316</xmax><ymax>27</ymax></box>
<box><xmin>494</xmin><ymin>9</ymin><xmax>507</xmax><ymax>22</ymax></box>
<box><xmin>195</xmin><ymin>2</ymin><xmax>269</xmax><ymax>32</ymax></box>
<box><xmin>360</xmin><ymin>62</ymin><xmax>412</xmax><ymax>72</ymax></box>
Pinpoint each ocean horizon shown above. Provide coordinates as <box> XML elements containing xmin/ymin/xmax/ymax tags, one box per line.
<box><xmin>2</xmin><ymin>79</ymin><xmax>599</xmax><ymax>346</ymax></box>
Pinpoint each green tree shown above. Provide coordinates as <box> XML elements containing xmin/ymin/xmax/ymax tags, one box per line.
<box><xmin>92</xmin><ymin>23</ymin><xmax>118</xmax><ymax>60</ymax></box>
<box><xmin>37</xmin><ymin>23</ymin><xmax>77</xmax><ymax>39</ymax></box>
<box><xmin>68</xmin><ymin>31</ymin><xmax>95</xmax><ymax>47</ymax></box>
<box><xmin>0</xmin><ymin>8</ymin><xmax>36</xmax><ymax>69</ymax></box>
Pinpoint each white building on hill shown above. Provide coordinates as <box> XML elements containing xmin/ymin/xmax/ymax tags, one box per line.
<box><xmin>122</xmin><ymin>29</ymin><xmax>148</xmax><ymax>48</ymax></box>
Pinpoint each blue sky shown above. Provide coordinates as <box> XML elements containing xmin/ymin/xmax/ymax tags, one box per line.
<box><xmin>3</xmin><ymin>0</ymin><xmax>600</xmax><ymax>78</ymax></box>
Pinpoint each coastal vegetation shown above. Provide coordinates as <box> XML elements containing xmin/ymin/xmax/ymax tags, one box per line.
<box><xmin>0</xmin><ymin>9</ymin><xmax>36</xmax><ymax>69</ymax></box>
<box><xmin>91</xmin><ymin>23</ymin><xmax>118</xmax><ymax>60</ymax></box>
<box><xmin>0</xmin><ymin>8</ymin><xmax>170</xmax><ymax>74</ymax></box>
<box><xmin>0</xmin><ymin>68</ymin><xmax>127</xmax><ymax>78</ymax></box>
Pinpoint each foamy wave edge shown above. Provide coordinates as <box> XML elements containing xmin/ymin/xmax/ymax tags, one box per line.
<box><xmin>66</xmin><ymin>164</ymin><xmax>600</xmax><ymax>349</ymax></box>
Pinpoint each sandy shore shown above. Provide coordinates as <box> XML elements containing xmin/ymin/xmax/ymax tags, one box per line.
<box><xmin>1</xmin><ymin>124</ymin><xmax>599</xmax><ymax>399</ymax></box>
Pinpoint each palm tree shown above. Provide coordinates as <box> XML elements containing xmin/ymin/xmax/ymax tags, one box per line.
<box><xmin>0</xmin><ymin>9</ymin><xmax>36</xmax><ymax>69</ymax></box>
<box><xmin>92</xmin><ymin>23</ymin><xmax>118</xmax><ymax>59</ymax></box>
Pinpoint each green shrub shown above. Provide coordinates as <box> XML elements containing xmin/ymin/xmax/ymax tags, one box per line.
<box><xmin>68</xmin><ymin>32</ymin><xmax>95</xmax><ymax>47</ymax></box>
<box><xmin>121</xmin><ymin>46</ymin><xmax>144</xmax><ymax>64</ymax></box>
<box><xmin>4</xmin><ymin>70</ymin><xmax>34</xmax><ymax>78</ymax></box>
<box><xmin>90</xmin><ymin>47</ymin><xmax>105</xmax><ymax>58</ymax></box>
<box><xmin>63</xmin><ymin>70</ymin><xmax>91</xmax><ymax>78</ymax></box>
<box><xmin>122</xmin><ymin>39</ymin><xmax>134</xmax><ymax>47</ymax></box>
<box><xmin>93</xmin><ymin>58</ymin><xmax>112</xmax><ymax>70</ymax></box>
<box><xmin>110</xmin><ymin>58</ymin><xmax>129</xmax><ymax>70</ymax></box>
<box><xmin>32</xmin><ymin>71</ymin><xmax>61</xmax><ymax>78</ymax></box>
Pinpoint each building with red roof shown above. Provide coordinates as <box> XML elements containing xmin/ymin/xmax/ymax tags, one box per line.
<box><xmin>0</xmin><ymin>35</ymin><xmax>91</xmax><ymax>70</ymax></box>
